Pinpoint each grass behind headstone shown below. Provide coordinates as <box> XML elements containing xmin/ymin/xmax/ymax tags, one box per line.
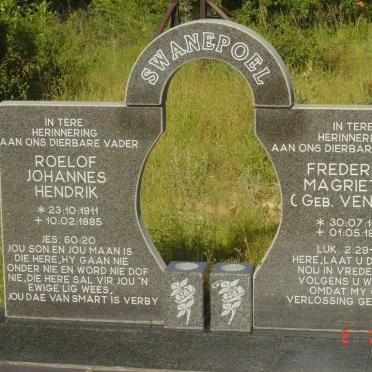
<box><xmin>141</xmin><ymin>61</ymin><xmax>280</xmax><ymax>265</ymax></box>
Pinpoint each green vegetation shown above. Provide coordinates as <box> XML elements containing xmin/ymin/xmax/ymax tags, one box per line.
<box><xmin>142</xmin><ymin>61</ymin><xmax>279</xmax><ymax>265</ymax></box>
<box><xmin>0</xmin><ymin>0</ymin><xmax>371</xmax><ymax>305</ymax></box>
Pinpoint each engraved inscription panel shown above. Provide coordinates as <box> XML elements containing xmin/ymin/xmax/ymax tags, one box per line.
<box><xmin>0</xmin><ymin>103</ymin><xmax>165</xmax><ymax>323</ymax></box>
<box><xmin>254</xmin><ymin>106</ymin><xmax>372</xmax><ymax>331</ymax></box>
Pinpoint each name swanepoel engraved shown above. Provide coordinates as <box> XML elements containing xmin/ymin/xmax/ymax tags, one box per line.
<box><xmin>141</xmin><ymin>32</ymin><xmax>271</xmax><ymax>86</ymax></box>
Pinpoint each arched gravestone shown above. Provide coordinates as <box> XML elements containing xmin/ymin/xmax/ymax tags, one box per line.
<box><xmin>127</xmin><ymin>20</ymin><xmax>372</xmax><ymax>332</ymax></box>
<box><xmin>126</xmin><ymin>20</ymin><xmax>293</xmax><ymax>107</ymax></box>
<box><xmin>0</xmin><ymin>19</ymin><xmax>371</xmax><ymax>332</ymax></box>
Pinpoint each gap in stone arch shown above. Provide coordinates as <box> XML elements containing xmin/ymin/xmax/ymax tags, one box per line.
<box><xmin>140</xmin><ymin>60</ymin><xmax>280</xmax><ymax>266</ymax></box>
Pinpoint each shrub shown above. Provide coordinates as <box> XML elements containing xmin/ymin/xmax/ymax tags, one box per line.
<box><xmin>87</xmin><ymin>0</ymin><xmax>168</xmax><ymax>46</ymax></box>
<box><xmin>234</xmin><ymin>0</ymin><xmax>371</xmax><ymax>71</ymax></box>
<box><xmin>0</xmin><ymin>0</ymin><xmax>62</xmax><ymax>100</ymax></box>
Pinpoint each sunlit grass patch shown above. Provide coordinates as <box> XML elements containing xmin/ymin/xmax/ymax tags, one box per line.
<box><xmin>140</xmin><ymin>61</ymin><xmax>280</xmax><ymax>265</ymax></box>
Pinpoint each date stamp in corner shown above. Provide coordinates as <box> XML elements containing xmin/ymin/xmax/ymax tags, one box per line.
<box><xmin>340</xmin><ymin>328</ymin><xmax>372</xmax><ymax>345</ymax></box>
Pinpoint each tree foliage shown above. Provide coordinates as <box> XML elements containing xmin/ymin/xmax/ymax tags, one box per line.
<box><xmin>234</xmin><ymin>0</ymin><xmax>370</xmax><ymax>28</ymax></box>
<box><xmin>0</xmin><ymin>0</ymin><xmax>62</xmax><ymax>99</ymax></box>
<box><xmin>0</xmin><ymin>0</ymin><xmax>370</xmax><ymax>100</ymax></box>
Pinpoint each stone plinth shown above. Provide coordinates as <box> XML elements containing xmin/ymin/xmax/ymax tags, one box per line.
<box><xmin>165</xmin><ymin>261</ymin><xmax>208</xmax><ymax>330</ymax></box>
<box><xmin>210</xmin><ymin>262</ymin><xmax>254</xmax><ymax>332</ymax></box>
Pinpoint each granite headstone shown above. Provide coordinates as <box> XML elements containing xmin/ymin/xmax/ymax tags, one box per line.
<box><xmin>0</xmin><ymin>19</ymin><xmax>294</xmax><ymax>326</ymax></box>
<box><xmin>0</xmin><ymin>103</ymin><xmax>165</xmax><ymax>323</ymax></box>
<box><xmin>254</xmin><ymin>105</ymin><xmax>372</xmax><ymax>331</ymax></box>
<box><xmin>0</xmin><ymin>19</ymin><xmax>371</xmax><ymax>334</ymax></box>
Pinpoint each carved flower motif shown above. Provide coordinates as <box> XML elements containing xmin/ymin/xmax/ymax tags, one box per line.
<box><xmin>170</xmin><ymin>278</ymin><xmax>196</xmax><ymax>325</ymax></box>
<box><xmin>212</xmin><ymin>279</ymin><xmax>245</xmax><ymax>325</ymax></box>
<box><xmin>222</xmin><ymin>285</ymin><xmax>245</xmax><ymax>303</ymax></box>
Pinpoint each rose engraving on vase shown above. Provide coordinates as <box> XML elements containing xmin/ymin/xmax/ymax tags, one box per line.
<box><xmin>213</xmin><ymin>279</ymin><xmax>245</xmax><ymax>325</ymax></box>
<box><xmin>170</xmin><ymin>278</ymin><xmax>196</xmax><ymax>325</ymax></box>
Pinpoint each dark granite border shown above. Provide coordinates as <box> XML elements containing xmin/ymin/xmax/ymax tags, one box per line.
<box><xmin>0</xmin><ymin>311</ymin><xmax>371</xmax><ymax>372</ymax></box>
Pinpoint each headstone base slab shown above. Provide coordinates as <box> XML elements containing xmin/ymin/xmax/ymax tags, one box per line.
<box><xmin>0</xmin><ymin>314</ymin><xmax>371</xmax><ymax>372</ymax></box>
